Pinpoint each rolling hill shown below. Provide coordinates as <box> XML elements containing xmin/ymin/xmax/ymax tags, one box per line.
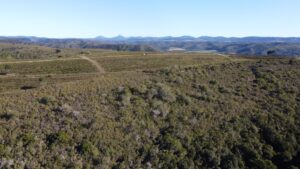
<box><xmin>1</xmin><ymin>36</ymin><xmax>300</xmax><ymax>57</ymax></box>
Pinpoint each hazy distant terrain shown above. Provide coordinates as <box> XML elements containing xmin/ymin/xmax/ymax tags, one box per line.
<box><xmin>1</xmin><ymin>36</ymin><xmax>300</xmax><ymax>57</ymax></box>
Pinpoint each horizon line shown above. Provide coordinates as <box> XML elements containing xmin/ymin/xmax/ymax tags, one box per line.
<box><xmin>1</xmin><ymin>35</ymin><xmax>300</xmax><ymax>40</ymax></box>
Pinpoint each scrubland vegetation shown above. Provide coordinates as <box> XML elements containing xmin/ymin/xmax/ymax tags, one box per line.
<box><xmin>0</xmin><ymin>43</ymin><xmax>82</xmax><ymax>60</ymax></box>
<box><xmin>0</xmin><ymin>45</ymin><xmax>299</xmax><ymax>169</ymax></box>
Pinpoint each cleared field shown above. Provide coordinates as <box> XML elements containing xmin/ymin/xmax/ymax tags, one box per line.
<box><xmin>0</xmin><ymin>73</ymin><xmax>103</xmax><ymax>93</ymax></box>
<box><xmin>0</xmin><ymin>52</ymin><xmax>246</xmax><ymax>93</ymax></box>
<box><xmin>0</xmin><ymin>52</ymin><xmax>233</xmax><ymax>75</ymax></box>
<box><xmin>0</xmin><ymin>59</ymin><xmax>97</xmax><ymax>75</ymax></box>
<box><xmin>93</xmin><ymin>53</ymin><xmax>231</xmax><ymax>72</ymax></box>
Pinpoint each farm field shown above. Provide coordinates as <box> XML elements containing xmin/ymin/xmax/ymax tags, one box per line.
<box><xmin>0</xmin><ymin>50</ymin><xmax>234</xmax><ymax>93</ymax></box>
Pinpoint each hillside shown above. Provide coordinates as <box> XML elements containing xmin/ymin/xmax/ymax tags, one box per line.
<box><xmin>1</xmin><ymin>36</ymin><xmax>300</xmax><ymax>57</ymax></box>
<box><xmin>0</xmin><ymin>50</ymin><xmax>299</xmax><ymax>168</ymax></box>
<box><xmin>0</xmin><ymin>38</ymin><xmax>156</xmax><ymax>52</ymax></box>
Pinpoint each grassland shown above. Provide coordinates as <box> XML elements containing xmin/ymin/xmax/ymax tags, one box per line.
<box><xmin>0</xmin><ymin>51</ymin><xmax>232</xmax><ymax>93</ymax></box>
<box><xmin>0</xmin><ymin>46</ymin><xmax>299</xmax><ymax>169</ymax></box>
<box><xmin>92</xmin><ymin>53</ymin><xmax>231</xmax><ymax>72</ymax></box>
<box><xmin>0</xmin><ymin>59</ymin><xmax>97</xmax><ymax>75</ymax></box>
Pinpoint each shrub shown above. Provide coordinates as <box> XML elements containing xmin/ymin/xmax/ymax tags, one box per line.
<box><xmin>0</xmin><ymin>144</ymin><xmax>8</xmax><ymax>157</ymax></box>
<box><xmin>218</xmin><ymin>86</ymin><xmax>231</xmax><ymax>93</ymax></box>
<box><xmin>4</xmin><ymin>64</ymin><xmax>11</xmax><ymax>70</ymax></box>
<box><xmin>118</xmin><ymin>87</ymin><xmax>132</xmax><ymax>106</ymax></box>
<box><xmin>131</xmin><ymin>85</ymin><xmax>148</xmax><ymax>95</ymax></box>
<box><xmin>20</xmin><ymin>133</ymin><xmax>36</xmax><ymax>146</ymax></box>
<box><xmin>0</xmin><ymin>112</ymin><xmax>15</xmax><ymax>121</ymax></box>
<box><xmin>158</xmin><ymin>151</ymin><xmax>178</xmax><ymax>168</ymax></box>
<box><xmin>209</xmin><ymin>80</ymin><xmax>217</xmax><ymax>85</ymax></box>
<box><xmin>38</xmin><ymin>77</ymin><xmax>44</xmax><ymax>82</ymax></box>
<box><xmin>288</xmin><ymin>59</ymin><xmax>295</xmax><ymax>65</ymax></box>
<box><xmin>156</xmin><ymin>83</ymin><xmax>176</xmax><ymax>103</ymax></box>
<box><xmin>55</xmin><ymin>49</ymin><xmax>61</xmax><ymax>53</ymax></box>
<box><xmin>178</xmin><ymin>158</ymin><xmax>195</xmax><ymax>169</ymax></box>
<box><xmin>56</xmin><ymin>131</ymin><xmax>71</xmax><ymax>144</ymax></box>
<box><xmin>0</xmin><ymin>72</ymin><xmax>8</xmax><ymax>75</ymax></box>
<box><xmin>249</xmin><ymin>159</ymin><xmax>277</xmax><ymax>169</ymax></box>
<box><xmin>174</xmin><ymin>77</ymin><xmax>184</xmax><ymax>84</ymax></box>
<box><xmin>147</xmin><ymin>88</ymin><xmax>159</xmax><ymax>100</ymax></box>
<box><xmin>261</xmin><ymin>127</ymin><xmax>286</xmax><ymax>152</ymax></box>
<box><xmin>77</xmin><ymin>141</ymin><xmax>100</xmax><ymax>157</ymax></box>
<box><xmin>46</xmin><ymin>131</ymin><xmax>71</xmax><ymax>146</ymax></box>
<box><xmin>197</xmin><ymin>94</ymin><xmax>213</xmax><ymax>102</ymax></box>
<box><xmin>159</xmin><ymin>134</ymin><xmax>185</xmax><ymax>155</ymax></box>
<box><xmin>151</xmin><ymin>101</ymin><xmax>170</xmax><ymax>118</ymax></box>
<box><xmin>39</xmin><ymin>96</ymin><xmax>56</xmax><ymax>105</ymax></box>
<box><xmin>221</xmin><ymin>153</ymin><xmax>240</xmax><ymax>169</ymax></box>
<box><xmin>177</xmin><ymin>94</ymin><xmax>191</xmax><ymax>105</ymax></box>
<box><xmin>262</xmin><ymin>145</ymin><xmax>276</xmax><ymax>159</ymax></box>
<box><xmin>21</xmin><ymin>85</ymin><xmax>37</xmax><ymax>90</ymax></box>
<box><xmin>198</xmin><ymin>84</ymin><xmax>208</xmax><ymax>92</ymax></box>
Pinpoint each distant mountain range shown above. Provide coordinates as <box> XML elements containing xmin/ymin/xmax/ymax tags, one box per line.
<box><xmin>2</xmin><ymin>35</ymin><xmax>300</xmax><ymax>43</ymax></box>
<box><xmin>1</xmin><ymin>36</ymin><xmax>300</xmax><ymax>57</ymax></box>
<box><xmin>94</xmin><ymin>36</ymin><xmax>300</xmax><ymax>43</ymax></box>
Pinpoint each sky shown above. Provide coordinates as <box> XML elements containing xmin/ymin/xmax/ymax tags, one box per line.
<box><xmin>0</xmin><ymin>0</ymin><xmax>299</xmax><ymax>38</ymax></box>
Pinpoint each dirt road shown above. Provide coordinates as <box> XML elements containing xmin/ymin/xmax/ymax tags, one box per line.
<box><xmin>0</xmin><ymin>56</ymin><xmax>106</xmax><ymax>73</ymax></box>
<box><xmin>79</xmin><ymin>55</ymin><xmax>106</xmax><ymax>73</ymax></box>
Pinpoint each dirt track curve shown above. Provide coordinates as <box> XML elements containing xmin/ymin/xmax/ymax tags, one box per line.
<box><xmin>79</xmin><ymin>55</ymin><xmax>106</xmax><ymax>73</ymax></box>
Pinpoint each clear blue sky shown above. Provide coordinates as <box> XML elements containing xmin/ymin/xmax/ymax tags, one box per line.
<box><xmin>0</xmin><ymin>0</ymin><xmax>299</xmax><ymax>38</ymax></box>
